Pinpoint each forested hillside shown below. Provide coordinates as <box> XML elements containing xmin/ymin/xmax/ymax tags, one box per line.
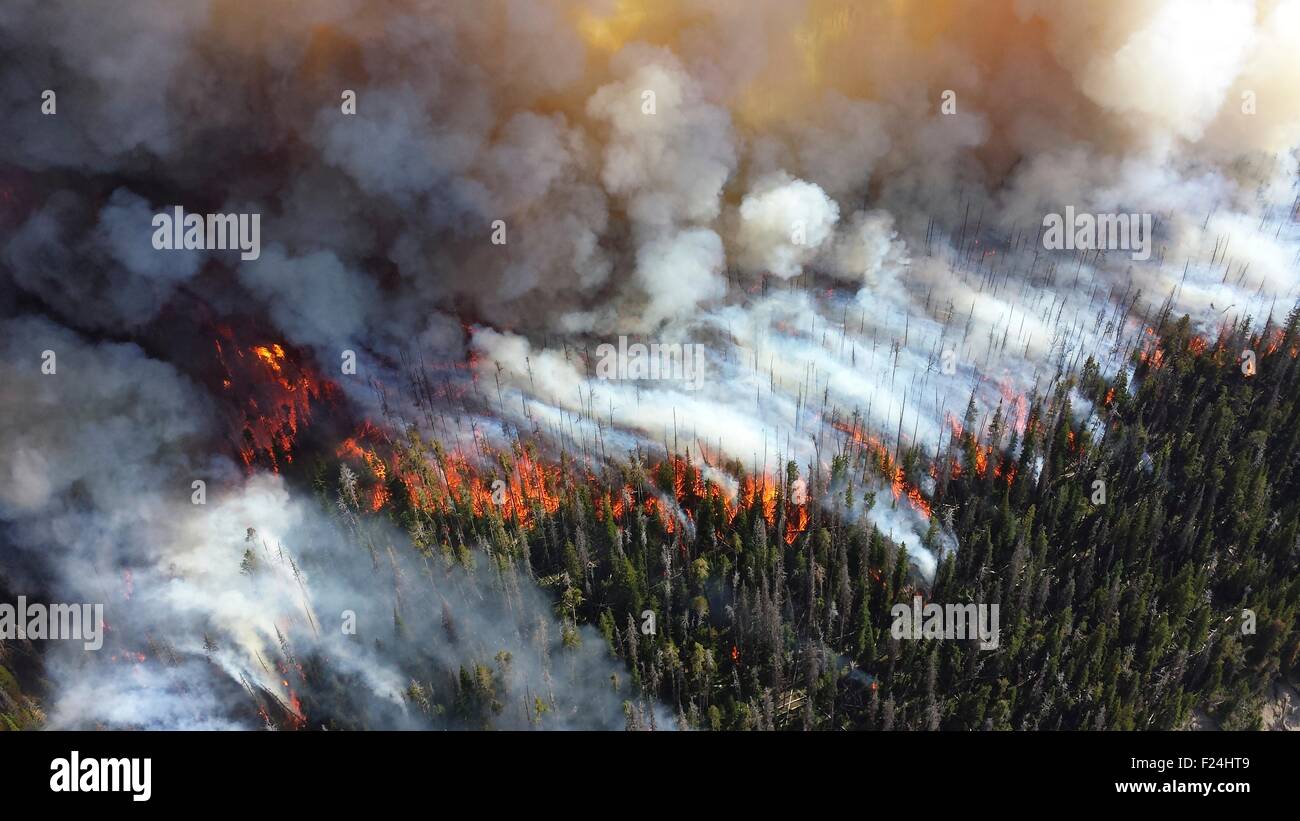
<box><xmin>298</xmin><ymin>308</ymin><xmax>1300</xmax><ymax>731</ymax></box>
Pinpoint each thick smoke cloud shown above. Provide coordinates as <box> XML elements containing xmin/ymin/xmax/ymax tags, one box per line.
<box><xmin>2</xmin><ymin>0</ymin><xmax>1299</xmax><ymax>727</ymax></box>
<box><xmin>0</xmin><ymin>318</ymin><xmax>656</xmax><ymax>729</ymax></box>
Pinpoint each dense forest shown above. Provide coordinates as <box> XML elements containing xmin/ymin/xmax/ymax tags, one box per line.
<box><xmin>290</xmin><ymin>305</ymin><xmax>1300</xmax><ymax>731</ymax></box>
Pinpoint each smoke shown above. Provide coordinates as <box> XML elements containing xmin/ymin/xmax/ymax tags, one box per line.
<box><xmin>826</xmin><ymin>210</ymin><xmax>910</xmax><ymax>286</ymax></box>
<box><xmin>0</xmin><ymin>317</ymin><xmax>659</xmax><ymax>729</ymax></box>
<box><xmin>632</xmin><ymin>228</ymin><xmax>728</xmax><ymax>329</ymax></box>
<box><xmin>2</xmin><ymin>0</ymin><xmax>1299</xmax><ymax>727</ymax></box>
<box><xmin>238</xmin><ymin>246</ymin><xmax>381</xmax><ymax>359</ymax></box>
<box><xmin>736</xmin><ymin>172</ymin><xmax>840</xmax><ymax>279</ymax></box>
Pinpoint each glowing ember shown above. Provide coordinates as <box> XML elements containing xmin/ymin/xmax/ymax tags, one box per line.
<box><xmin>214</xmin><ymin>328</ymin><xmax>333</xmax><ymax>473</ymax></box>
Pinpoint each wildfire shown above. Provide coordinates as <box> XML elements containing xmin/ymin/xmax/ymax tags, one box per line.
<box><xmin>215</xmin><ymin>328</ymin><xmax>332</xmax><ymax>473</ymax></box>
<box><xmin>337</xmin><ymin>429</ymin><xmax>569</xmax><ymax>530</ymax></box>
<box><xmin>997</xmin><ymin>378</ymin><xmax>1029</xmax><ymax>434</ymax></box>
<box><xmin>1136</xmin><ymin>323</ymin><xmax>1300</xmax><ymax>381</ymax></box>
<box><xmin>1137</xmin><ymin>327</ymin><xmax>1165</xmax><ymax>370</ymax></box>
<box><xmin>724</xmin><ymin>469</ymin><xmax>778</xmax><ymax>529</ymax></box>
<box><xmin>252</xmin><ymin>343</ymin><xmax>286</xmax><ymax>373</ymax></box>
<box><xmin>783</xmin><ymin>503</ymin><xmax>809</xmax><ymax>545</ymax></box>
<box><xmin>1250</xmin><ymin>327</ymin><xmax>1300</xmax><ymax>361</ymax></box>
<box><xmin>946</xmin><ymin>415</ymin><xmax>1014</xmax><ymax>487</ymax></box>
<box><xmin>834</xmin><ymin>420</ymin><xmax>933</xmax><ymax>518</ymax></box>
<box><xmin>609</xmin><ymin>484</ymin><xmax>634</xmax><ymax>520</ymax></box>
<box><xmin>642</xmin><ymin>496</ymin><xmax>677</xmax><ymax>534</ymax></box>
<box><xmin>332</xmin><ymin>411</ymin><xmax>940</xmax><ymax>554</ymax></box>
<box><xmin>337</xmin><ymin>432</ymin><xmax>388</xmax><ymax>482</ymax></box>
<box><xmin>332</xmin><ymin>415</ymin><xmax>816</xmax><ymax>553</ymax></box>
<box><xmin>762</xmin><ymin>478</ymin><xmax>778</xmax><ymax>526</ymax></box>
<box><xmin>905</xmin><ymin>484</ymin><xmax>932</xmax><ymax>517</ymax></box>
<box><xmin>288</xmin><ymin>690</ymin><xmax>305</xmax><ymax>726</ymax></box>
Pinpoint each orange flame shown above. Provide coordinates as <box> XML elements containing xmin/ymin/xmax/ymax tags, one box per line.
<box><xmin>834</xmin><ymin>420</ymin><xmax>932</xmax><ymax>518</ymax></box>
<box><xmin>216</xmin><ymin>331</ymin><xmax>331</xmax><ymax>473</ymax></box>
<box><xmin>783</xmin><ymin>503</ymin><xmax>809</xmax><ymax>544</ymax></box>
